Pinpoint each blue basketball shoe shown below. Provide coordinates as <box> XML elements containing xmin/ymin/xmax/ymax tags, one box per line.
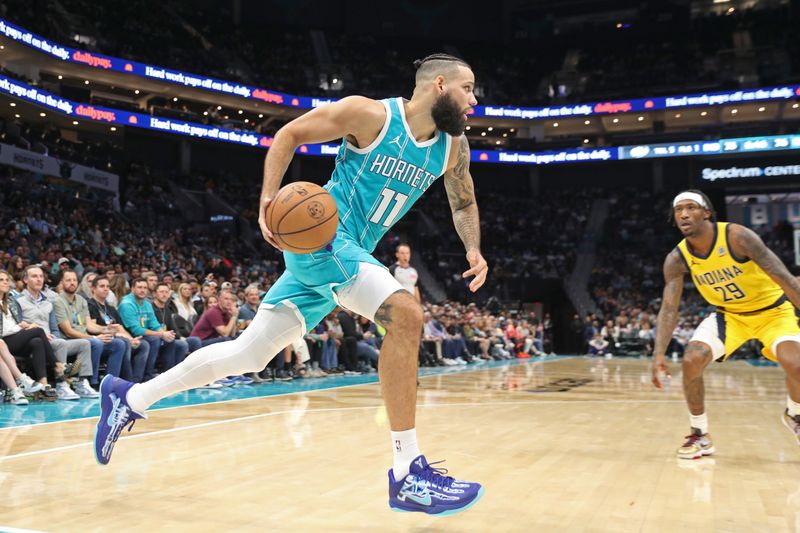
<box><xmin>94</xmin><ymin>375</ymin><xmax>146</xmax><ymax>465</ymax></box>
<box><xmin>388</xmin><ymin>455</ymin><xmax>484</xmax><ymax>516</ymax></box>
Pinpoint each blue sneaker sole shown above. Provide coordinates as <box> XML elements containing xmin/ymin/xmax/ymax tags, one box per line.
<box><xmin>93</xmin><ymin>374</ymin><xmax>115</xmax><ymax>466</ymax></box>
<box><xmin>389</xmin><ymin>487</ymin><xmax>485</xmax><ymax>516</ymax></box>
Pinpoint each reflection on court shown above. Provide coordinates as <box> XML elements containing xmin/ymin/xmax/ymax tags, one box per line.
<box><xmin>1</xmin><ymin>357</ymin><xmax>799</xmax><ymax>532</ymax></box>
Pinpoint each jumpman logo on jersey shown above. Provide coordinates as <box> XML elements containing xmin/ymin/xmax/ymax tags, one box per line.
<box><xmin>389</xmin><ymin>133</ymin><xmax>403</xmax><ymax>148</ymax></box>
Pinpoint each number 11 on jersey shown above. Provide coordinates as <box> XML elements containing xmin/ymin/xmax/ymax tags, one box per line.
<box><xmin>370</xmin><ymin>187</ymin><xmax>408</xmax><ymax>227</ymax></box>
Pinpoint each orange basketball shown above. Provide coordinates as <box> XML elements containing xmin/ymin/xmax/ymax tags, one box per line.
<box><xmin>265</xmin><ymin>181</ymin><xmax>338</xmax><ymax>254</ymax></box>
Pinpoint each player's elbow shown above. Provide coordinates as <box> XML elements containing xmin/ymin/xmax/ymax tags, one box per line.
<box><xmin>273</xmin><ymin>125</ymin><xmax>300</xmax><ymax>150</ymax></box>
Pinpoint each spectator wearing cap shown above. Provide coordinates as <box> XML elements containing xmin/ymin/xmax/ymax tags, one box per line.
<box><xmin>52</xmin><ymin>257</ymin><xmax>71</xmax><ymax>288</ymax></box>
<box><xmin>118</xmin><ymin>277</ymin><xmax>180</xmax><ymax>380</ymax></box>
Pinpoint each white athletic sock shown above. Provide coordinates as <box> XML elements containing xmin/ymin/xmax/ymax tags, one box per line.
<box><xmin>391</xmin><ymin>428</ymin><xmax>421</xmax><ymax>479</ymax></box>
<box><xmin>787</xmin><ymin>397</ymin><xmax>800</xmax><ymax>417</ymax></box>
<box><xmin>689</xmin><ymin>412</ymin><xmax>708</xmax><ymax>434</ymax></box>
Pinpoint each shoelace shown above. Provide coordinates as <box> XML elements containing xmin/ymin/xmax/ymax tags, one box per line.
<box><xmin>417</xmin><ymin>460</ymin><xmax>456</xmax><ymax>491</ymax></box>
<box><xmin>682</xmin><ymin>433</ymin><xmax>703</xmax><ymax>447</ymax></box>
<box><xmin>110</xmin><ymin>403</ymin><xmax>139</xmax><ymax>432</ymax></box>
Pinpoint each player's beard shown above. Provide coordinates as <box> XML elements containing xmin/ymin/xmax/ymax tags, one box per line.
<box><xmin>431</xmin><ymin>91</ymin><xmax>467</xmax><ymax>136</ymax></box>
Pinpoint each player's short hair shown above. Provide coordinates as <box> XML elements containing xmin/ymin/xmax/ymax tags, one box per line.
<box><xmin>413</xmin><ymin>53</ymin><xmax>471</xmax><ymax>84</ymax></box>
<box><xmin>667</xmin><ymin>189</ymin><xmax>716</xmax><ymax>224</ymax></box>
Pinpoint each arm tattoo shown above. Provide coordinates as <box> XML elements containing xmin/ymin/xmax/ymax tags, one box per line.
<box><xmin>445</xmin><ymin>136</ymin><xmax>481</xmax><ymax>251</ymax></box>
<box><xmin>653</xmin><ymin>249</ymin><xmax>686</xmax><ymax>357</ymax></box>
<box><xmin>732</xmin><ymin>225</ymin><xmax>800</xmax><ymax>307</ymax></box>
<box><xmin>445</xmin><ymin>136</ymin><xmax>475</xmax><ymax>211</ymax></box>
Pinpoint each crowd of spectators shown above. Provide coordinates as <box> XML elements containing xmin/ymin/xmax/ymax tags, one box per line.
<box><xmin>0</xmin><ymin>165</ymin><xmax>569</xmax><ymax>404</ymax></box>
<box><xmin>412</xmin><ymin>187</ymin><xmax>592</xmax><ymax>302</ymax></box>
<box><xmin>5</xmin><ymin>1</ymin><xmax>798</xmax><ymax>106</ymax></box>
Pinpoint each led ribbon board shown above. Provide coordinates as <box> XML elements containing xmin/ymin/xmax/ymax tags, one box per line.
<box><xmin>1</xmin><ymin>18</ymin><xmax>798</xmax><ymax>117</ymax></box>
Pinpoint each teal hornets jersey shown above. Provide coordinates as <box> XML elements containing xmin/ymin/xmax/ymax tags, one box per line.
<box><xmin>324</xmin><ymin>97</ymin><xmax>452</xmax><ymax>252</ymax></box>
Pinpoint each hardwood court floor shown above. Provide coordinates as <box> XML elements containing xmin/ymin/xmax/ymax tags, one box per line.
<box><xmin>1</xmin><ymin>357</ymin><xmax>799</xmax><ymax>532</ymax></box>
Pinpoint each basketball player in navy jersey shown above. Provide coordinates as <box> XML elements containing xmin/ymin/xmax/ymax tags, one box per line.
<box><xmin>96</xmin><ymin>54</ymin><xmax>489</xmax><ymax>516</ymax></box>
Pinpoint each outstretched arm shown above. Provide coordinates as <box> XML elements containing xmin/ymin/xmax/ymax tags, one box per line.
<box><xmin>729</xmin><ymin>224</ymin><xmax>800</xmax><ymax>309</ymax></box>
<box><xmin>652</xmin><ymin>248</ymin><xmax>686</xmax><ymax>388</ymax></box>
<box><xmin>443</xmin><ymin>134</ymin><xmax>487</xmax><ymax>292</ymax></box>
<box><xmin>258</xmin><ymin>96</ymin><xmax>385</xmax><ymax>248</ymax></box>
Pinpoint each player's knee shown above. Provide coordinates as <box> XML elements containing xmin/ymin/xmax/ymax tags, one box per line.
<box><xmin>776</xmin><ymin>342</ymin><xmax>800</xmax><ymax>373</ymax></box>
<box><xmin>683</xmin><ymin>342</ymin><xmax>711</xmax><ymax>371</ymax></box>
<box><xmin>379</xmin><ymin>292</ymin><xmax>422</xmax><ymax>333</ymax></box>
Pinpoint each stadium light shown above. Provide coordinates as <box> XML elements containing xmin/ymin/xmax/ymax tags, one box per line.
<box><xmin>238</xmin><ymin>109</ymin><xmax>243</xmax><ymax>114</ymax></box>
<box><xmin>39</xmin><ymin>112</ymin><xmax>46</xmax><ymax>117</ymax></box>
<box><xmin>509</xmin><ymin>128</ymin><xmax>515</xmax><ymax>132</ymax></box>
<box><xmin>203</xmin><ymin>111</ymin><xmax>208</xmax><ymax>116</ymax></box>
<box><xmin>758</xmin><ymin>107</ymin><xmax>765</xmax><ymax>112</ymax></box>
<box><xmin>583</xmin><ymin>138</ymin><xmax>589</xmax><ymax>143</ymax></box>
<box><xmin>552</xmin><ymin>122</ymin><xmax>559</xmax><ymax>127</ymax></box>
<box><xmin>502</xmin><ymin>133</ymin><xmax>508</xmax><ymax>137</ymax></box>
<box><xmin>731</xmin><ymin>108</ymin><xmax>738</xmax><ymax>114</ymax></box>
<box><xmin>465</xmin><ymin>126</ymin><xmax>471</xmax><ymax>130</ymax></box>
<box><xmin>258</xmin><ymin>113</ymin><xmax>263</xmax><ymax>118</ymax></box>
<box><xmin>84</xmin><ymin>80</ymin><xmax>89</xmax><ymax>85</ymax></box>
<box><xmin>612</xmin><ymin>118</ymin><xmax>619</xmax><ymax>123</ymax></box>
<box><xmin>217</xmin><ymin>105</ymin><xmax>222</xmax><ymax>110</ymax></box>
<box><xmin>481</xmin><ymin>132</ymin><xmax>486</xmax><ymax>136</ymax></box>
<box><xmin>110</xmin><ymin>126</ymin><xmax>117</xmax><ymax>131</ymax></box>
<box><xmin>487</xmin><ymin>127</ymin><xmax>493</xmax><ymax>132</ymax></box>
<box><xmin>173</xmin><ymin>97</ymin><xmax>178</xmax><ymax>102</ymax></box>
<box><xmin>9</xmin><ymin>102</ymin><xmax>15</xmax><ymax>107</ymax></box>
<box><xmin>794</xmin><ymin>103</ymin><xmax>800</xmax><ymax>109</ymax></box>
<box><xmin>134</xmin><ymin>89</ymin><xmax>140</xmax><ymax>94</ymax></box>
<box><xmin>57</xmin><ymin>75</ymin><xmax>63</xmax><ymax>80</ymax></box>
<box><xmin>701</xmin><ymin>111</ymin><xmax>708</xmax><ymax>116</ymax></box>
<box><xmin>637</xmin><ymin>116</ymin><xmax>644</xmax><ymax>121</ymax></box>
<box><xmin>674</xmin><ymin>113</ymin><xmax>681</xmax><ymax>118</ymax></box>
<box><xmin>495</xmin><ymin>140</ymin><xmax>501</xmax><ymax>145</ymax></box>
<box><xmin>584</xmin><ymin>120</ymin><xmax>591</xmax><ymax>125</ymax></box>
<box><xmin>72</xmin><ymin>121</ymin><xmax>78</xmax><ymax>125</ymax></box>
<box><xmin>14</xmin><ymin>113</ymin><xmax>19</xmax><ymax>118</ymax></box>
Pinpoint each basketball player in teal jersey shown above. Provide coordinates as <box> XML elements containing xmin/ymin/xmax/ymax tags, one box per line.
<box><xmin>95</xmin><ymin>54</ymin><xmax>489</xmax><ymax>516</ymax></box>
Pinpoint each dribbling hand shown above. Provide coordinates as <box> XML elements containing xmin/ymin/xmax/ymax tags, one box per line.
<box><xmin>651</xmin><ymin>354</ymin><xmax>670</xmax><ymax>389</ymax></box>
<box><xmin>462</xmin><ymin>249</ymin><xmax>489</xmax><ymax>293</ymax></box>
<box><xmin>258</xmin><ymin>196</ymin><xmax>283</xmax><ymax>251</ymax></box>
